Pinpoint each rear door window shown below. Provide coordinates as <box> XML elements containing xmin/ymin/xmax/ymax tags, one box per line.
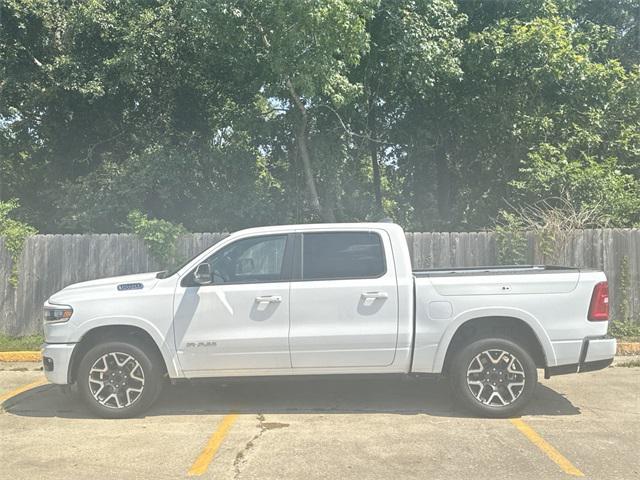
<box><xmin>301</xmin><ymin>232</ymin><xmax>386</xmax><ymax>280</ymax></box>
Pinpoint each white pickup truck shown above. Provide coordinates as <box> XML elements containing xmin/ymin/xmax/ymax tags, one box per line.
<box><xmin>42</xmin><ymin>223</ymin><xmax>616</xmax><ymax>418</ymax></box>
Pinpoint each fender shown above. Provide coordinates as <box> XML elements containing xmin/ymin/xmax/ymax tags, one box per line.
<box><xmin>431</xmin><ymin>306</ymin><xmax>557</xmax><ymax>373</ymax></box>
<box><xmin>71</xmin><ymin>315</ymin><xmax>183</xmax><ymax>378</ymax></box>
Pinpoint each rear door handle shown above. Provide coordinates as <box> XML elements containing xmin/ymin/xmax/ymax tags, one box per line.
<box><xmin>255</xmin><ymin>295</ymin><xmax>282</xmax><ymax>303</ymax></box>
<box><xmin>361</xmin><ymin>291</ymin><xmax>388</xmax><ymax>299</ymax></box>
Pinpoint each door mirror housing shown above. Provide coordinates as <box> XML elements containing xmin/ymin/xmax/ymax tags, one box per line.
<box><xmin>193</xmin><ymin>263</ymin><xmax>212</xmax><ymax>285</ymax></box>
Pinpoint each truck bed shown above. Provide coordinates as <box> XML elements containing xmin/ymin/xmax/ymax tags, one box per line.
<box><xmin>414</xmin><ymin>265</ymin><xmax>583</xmax><ymax>296</ymax></box>
<box><xmin>413</xmin><ymin>265</ymin><xmax>579</xmax><ymax>277</ymax></box>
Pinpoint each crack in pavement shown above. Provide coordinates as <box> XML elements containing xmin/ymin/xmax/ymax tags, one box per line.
<box><xmin>233</xmin><ymin>413</ymin><xmax>289</xmax><ymax>479</ymax></box>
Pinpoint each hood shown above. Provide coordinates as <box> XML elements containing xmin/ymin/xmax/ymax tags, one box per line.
<box><xmin>49</xmin><ymin>272</ymin><xmax>161</xmax><ymax>304</ymax></box>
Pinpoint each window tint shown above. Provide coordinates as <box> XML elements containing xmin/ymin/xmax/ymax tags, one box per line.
<box><xmin>302</xmin><ymin>232</ymin><xmax>385</xmax><ymax>280</ymax></box>
<box><xmin>205</xmin><ymin>235</ymin><xmax>287</xmax><ymax>284</ymax></box>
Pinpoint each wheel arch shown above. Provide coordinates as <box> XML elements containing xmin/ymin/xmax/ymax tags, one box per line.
<box><xmin>436</xmin><ymin>310</ymin><xmax>555</xmax><ymax>375</ymax></box>
<box><xmin>68</xmin><ymin>324</ymin><xmax>174</xmax><ymax>384</ymax></box>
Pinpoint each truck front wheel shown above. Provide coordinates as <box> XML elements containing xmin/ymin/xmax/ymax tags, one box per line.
<box><xmin>77</xmin><ymin>341</ymin><xmax>163</xmax><ymax>419</ymax></box>
<box><xmin>449</xmin><ymin>337</ymin><xmax>537</xmax><ymax>418</ymax></box>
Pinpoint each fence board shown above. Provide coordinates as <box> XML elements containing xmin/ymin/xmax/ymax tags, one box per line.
<box><xmin>0</xmin><ymin>229</ymin><xmax>638</xmax><ymax>335</ymax></box>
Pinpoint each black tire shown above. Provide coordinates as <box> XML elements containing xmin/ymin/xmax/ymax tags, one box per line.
<box><xmin>77</xmin><ymin>340</ymin><xmax>163</xmax><ymax>419</ymax></box>
<box><xmin>449</xmin><ymin>337</ymin><xmax>537</xmax><ymax>418</ymax></box>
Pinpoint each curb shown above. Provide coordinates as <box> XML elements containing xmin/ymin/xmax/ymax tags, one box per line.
<box><xmin>0</xmin><ymin>351</ymin><xmax>41</xmax><ymax>362</ymax></box>
<box><xmin>617</xmin><ymin>342</ymin><xmax>640</xmax><ymax>356</ymax></box>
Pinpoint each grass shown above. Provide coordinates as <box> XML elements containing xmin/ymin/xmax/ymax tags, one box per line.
<box><xmin>617</xmin><ymin>359</ymin><xmax>640</xmax><ymax>368</ymax></box>
<box><xmin>0</xmin><ymin>334</ymin><xmax>44</xmax><ymax>352</ymax></box>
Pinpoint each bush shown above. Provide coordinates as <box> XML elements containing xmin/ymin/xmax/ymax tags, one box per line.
<box><xmin>127</xmin><ymin>210</ymin><xmax>186</xmax><ymax>269</ymax></box>
<box><xmin>609</xmin><ymin>320</ymin><xmax>640</xmax><ymax>340</ymax></box>
<box><xmin>512</xmin><ymin>147</ymin><xmax>640</xmax><ymax>227</ymax></box>
<box><xmin>494</xmin><ymin>197</ymin><xmax>609</xmax><ymax>265</ymax></box>
<box><xmin>494</xmin><ymin>211</ymin><xmax>528</xmax><ymax>265</ymax></box>
<box><xmin>0</xmin><ymin>200</ymin><xmax>38</xmax><ymax>287</ymax></box>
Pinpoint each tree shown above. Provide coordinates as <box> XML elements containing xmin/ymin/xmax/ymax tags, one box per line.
<box><xmin>434</xmin><ymin>6</ymin><xmax>640</xmax><ymax>229</ymax></box>
<box><xmin>1</xmin><ymin>0</ymin><xmax>638</xmax><ymax>234</ymax></box>
<box><xmin>233</xmin><ymin>0</ymin><xmax>375</xmax><ymax>222</ymax></box>
<box><xmin>356</xmin><ymin>0</ymin><xmax>465</xmax><ymax>221</ymax></box>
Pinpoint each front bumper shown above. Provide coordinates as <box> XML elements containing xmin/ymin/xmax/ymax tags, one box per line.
<box><xmin>41</xmin><ymin>343</ymin><xmax>76</xmax><ymax>384</ymax></box>
<box><xmin>545</xmin><ymin>336</ymin><xmax>616</xmax><ymax>378</ymax></box>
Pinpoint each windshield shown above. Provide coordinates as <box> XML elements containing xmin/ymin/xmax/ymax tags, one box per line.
<box><xmin>156</xmin><ymin>245</ymin><xmax>212</xmax><ymax>279</ymax></box>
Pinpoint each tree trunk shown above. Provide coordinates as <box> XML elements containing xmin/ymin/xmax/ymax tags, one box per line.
<box><xmin>368</xmin><ymin>103</ymin><xmax>383</xmax><ymax>212</ymax></box>
<box><xmin>287</xmin><ymin>79</ymin><xmax>335</xmax><ymax>222</ymax></box>
<box><xmin>435</xmin><ymin>134</ymin><xmax>451</xmax><ymax>226</ymax></box>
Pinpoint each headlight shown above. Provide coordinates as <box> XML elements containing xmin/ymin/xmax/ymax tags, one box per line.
<box><xmin>44</xmin><ymin>305</ymin><xmax>73</xmax><ymax>323</ymax></box>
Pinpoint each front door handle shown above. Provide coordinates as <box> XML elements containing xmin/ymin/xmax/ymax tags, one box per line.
<box><xmin>255</xmin><ymin>295</ymin><xmax>282</xmax><ymax>303</ymax></box>
<box><xmin>361</xmin><ymin>291</ymin><xmax>388</xmax><ymax>299</ymax></box>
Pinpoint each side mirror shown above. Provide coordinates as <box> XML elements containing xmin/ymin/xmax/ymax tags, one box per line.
<box><xmin>193</xmin><ymin>263</ymin><xmax>212</xmax><ymax>285</ymax></box>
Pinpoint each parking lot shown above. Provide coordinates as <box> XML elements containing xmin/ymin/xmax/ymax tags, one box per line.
<box><xmin>1</xmin><ymin>361</ymin><xmax>638</xmax><ymax>480</ymax></box>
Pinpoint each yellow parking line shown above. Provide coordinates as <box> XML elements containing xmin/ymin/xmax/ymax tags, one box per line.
<box><xmin>187</xmin><ymin>413</ymin><xmax>239</xmax><ymax>476</ymax></box>
<box><xmin>511</xmin><ymin>418</ymin><xmax>584</xmax><ymax>477</ymax></box>
<box><xmin>0</xmin><ymin>351</ymin><xmax>41</xmax><ymax>362</ymax></box>
<box><xmin>0</xmin><ymin>378</ymin><xmax>49</xmax><ymax>404</ymax></box>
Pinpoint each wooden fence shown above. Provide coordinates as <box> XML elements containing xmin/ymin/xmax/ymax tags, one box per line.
<box><xmin>1</xmin><ymin>229</ymin><xmax>638</xmax><ymax>336</ymax></box>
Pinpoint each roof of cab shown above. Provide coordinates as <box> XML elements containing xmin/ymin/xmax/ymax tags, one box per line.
<box><xmin>228</xmin><ymin>222</ymin><xmax>404</xmax><ymax>238</ymax></box>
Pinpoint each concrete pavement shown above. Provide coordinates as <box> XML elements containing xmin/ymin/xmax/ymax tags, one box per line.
<box><xmin>1</xmin><ymin>365</ymin><xmax>638</xmax><ymax>479</ymax></box>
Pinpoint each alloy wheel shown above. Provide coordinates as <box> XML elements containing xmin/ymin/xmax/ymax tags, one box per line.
<box><xmin>466</xmin><ymin>349</ymin><xmax>526</xmax><ymax>407</ymax></box>
<box><xmin>88</xmin><ymin>352</ymin><xmax>145</xmax><ymax>409</ymax></box>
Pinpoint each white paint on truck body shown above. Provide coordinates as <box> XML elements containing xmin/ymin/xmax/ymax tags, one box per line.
<box><xmin>412</xmin><ymin>268</ymin><xmax>608</xmax><ymax>373</ymax></box>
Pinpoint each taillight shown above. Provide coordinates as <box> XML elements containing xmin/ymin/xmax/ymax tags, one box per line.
<box><xmin>588</xmin><ymin>281</ymin><xmax>609</xmax><ymax>321</ymax></box>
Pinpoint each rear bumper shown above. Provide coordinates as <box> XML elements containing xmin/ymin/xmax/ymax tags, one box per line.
<box><xmin>41</xmin><ymin>343</ymin><xmax>75</xmax><ymax>384</ymax></box>
<box><xmin>582</xmin><ymin>337</ymin><xmax>617</xmax><ymax>363</ymax></box>
<box><xmin>545</xmin><ymin>336</ymin><xmax>616</xmax><ymax>378</ymax></box>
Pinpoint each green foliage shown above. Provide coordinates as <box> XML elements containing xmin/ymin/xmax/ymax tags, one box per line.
<box><xmin>495</xmin><ymin>212</ymin><xmax>528</xmax><ymax>265</ymax></box>
<box><xmin>494</xmin><ymin>196</ymin><xmax>612</xmax><ymax>265</ymax></box>
<box><xmin>0</xmin><ymin>200</ymin><xmax>37</xmax><ymax>287</ymax></box>
<box><xmin>512</xmin><ymin>148</ymin><xmax>640</xmax><ymax>227</ymax></box>
<box><xmin>617</xmin><ymin>359</ymin><xmax>640</xmax><ymax>367</ymax></box>
<box><xmin>0</xmin><ymin>1</ymin><xmax>638</xmax><ymax>233</ymax></box>
<box><xmin>246</xmin><ymin>0</ymin><xmax>375</xmax><ymax>104</ymax></box>
<box><xmin>0</xmin><ymin>333</ymin><xmax>44</xmax><ymax>352</ymax></box>
<box><xmin>127</xmin><ymin>210</ymin><xmax>186</xmax><ymax>269</ymax></box>
<box><xmin>618</xmin><ymin>256</ymin><xmax>632</xmax><ymax>324</ymax></box>
<box><xmin>609</xmin><ymin>320</ymin><xmax>640</xmax><ymax>340</ymax></box>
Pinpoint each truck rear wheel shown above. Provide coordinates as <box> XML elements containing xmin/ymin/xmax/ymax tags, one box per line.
<box><xmin>449</xmin><ymin>337</ymin><xmax>537</xmax><ymax>418</ymax></box>
<box><xmin>77</xmin><ymin>341</ymin><xmax>163</xmax><ymax>419</ymax></box>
